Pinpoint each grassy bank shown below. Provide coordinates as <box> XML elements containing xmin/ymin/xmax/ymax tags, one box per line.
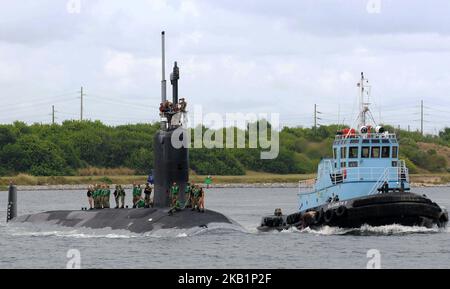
<box><xmin>0</xmin><ymin>171</ymin><xmax>314</xmax><ymax>187</ymax></box>
<box><xmin>1</xmin><ymin>171</ymin><xmax>449</xmax><ymax>187</ymax></box>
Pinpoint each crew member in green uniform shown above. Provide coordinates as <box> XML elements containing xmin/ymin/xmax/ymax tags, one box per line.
<box><xmin>198</xmin><ymin>187</ymin><xmax>205</xmax><ymax>213</ymax></box>
<box><xmin>113</xmin><ymin>185</ymin><xmax>125</xmax><ymax>209</ymax></box>
<box><xmin>98</xmin><ymin>184</ymin><xmax>106</xmax><ymax>209</ymax></box>
<box><xmin>168</xmin><ymin>199</ymin><xmax>182</xmax><ymax>216</ymax></box>
<box><xmin>191</xmin><ymin>185</ymin><xmax>200</xmax><ymax>211</ymax></box>
<box><xmin>94</xmin><ymin>184</ymin><xmax>102</xmax><ymax>209</ymax></box>
<box><xmin>92</xmin><ymin>185</ymin><xmax>98</xmax><ymax>209</ymax></box>
<box><xmin>104</xmin><ymin>185</ymin><xmax>111</xmax><ymax>208</ymax></box>
<box><xmin>144</xmin><ymin>183</ymin><xmax>153</xmax><ymax>208</ymax></box>
<box><xmin>136</xmin><ymin>198</ymin><xmax>146</xmax><ymax>208</ymax></box>
<box><xmin>170</xmin><ymin>182</ymin><xmax>179</xmax><ymax>208</ymax></box>
<box><xmin>113</xmin><ymin>185</ymin><xmax>120</xmax><ymax>209</ymax></box>
<box><xmin>132</xmin><ymin>183</ymin><xmax>142</xmax><ymax>208</ymax></box>
<box><xmin>86</xmin><ymin>185</ymin><xmax>94</xmax><ymax>210</ymax></box>
<box><xmin>189</xmin><ymin>183</ymin><xmax>196</xmax><ymax>209</ymax></box>
<box><xmin>204</xmin><ymin>175</ymin><xmax>213</xmax><ymax>188</ymax></box>
<box><xmin>184</xmin><ymin>182</ymin><xmax>192</xmax><ymax>208</ymax></box>
<box><xmin>118</xmin><ymin>185</ymin><xmax>126</xmax><ymax>208</ymax></box>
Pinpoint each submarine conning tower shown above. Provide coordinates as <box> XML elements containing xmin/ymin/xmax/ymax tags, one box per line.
<box><xmin>153</xmin><ymin>31</ymin><xmax>189</xmax><ymax>208</ymax></box>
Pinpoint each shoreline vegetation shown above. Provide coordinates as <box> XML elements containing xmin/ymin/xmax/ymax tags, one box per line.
<box><xmin>1</xmin><ymin>171</ymin><xmax>449</xmax><ymax>191</ymax></box>
<box><xmin>1</xmin><ymin>122</ymin><xmax>449</xmax><ymax>178</ymax></box>
<box><xmin>1</xmin><ymin>122</ymin><xmax>449</xmax><ymax>191</ymax></box>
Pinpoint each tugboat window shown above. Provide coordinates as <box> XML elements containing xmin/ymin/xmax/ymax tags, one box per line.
<box><xmin>340</xmin><ymin>162</ymin><xmax>347</xmax><ymax>167</ymax></box>
<box><xmin>349</xmin><ymin>161</ymin><xmax>358</xmax><ymax>167</ymax></box>
<box><xmin>371</xmin><ymin>146</ymin><xmax>380</xmax><ymax>158</ymax></box>
<box><xmin>361</xmin><ymin>146</ymin><xmax>370</xmax><ymax>158</ymax></box>
<box><xmin>349</xmin><ymin>147</ymin><xmax>359</xmax><ymax>158</ymax></box>
<box><xmin>381</xmin><ymin>146</ymin><xmax>390</xmax><ymax>158</ymax></box>
<box><xmin>333</xmin><ymin>148</ymin><xmax>337</xmax><ymax>159</ymax></box>
<box><xmin>371</xmin><ymin>139</ymin><xmax>380</xmax><ymax>143</ymax></box>
<box><xmin>340</xmin><ymin>147</ymin><xmax>347</xmax><ymax>158</ymax></box>
<box><xmin>392</xmin><ymin>146</ymin><xmax>398</xmax><ymax>158</ymax></box>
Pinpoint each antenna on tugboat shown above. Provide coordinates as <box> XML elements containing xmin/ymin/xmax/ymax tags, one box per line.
<box><xmin>358</xmin><ymin>72</ymin><xmax>367</xmax><ymax>129</ymax></box>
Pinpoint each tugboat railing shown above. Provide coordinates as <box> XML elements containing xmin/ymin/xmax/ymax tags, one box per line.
<box><xmin>368</xmin><ymin>167</ymin><xmax>390</xmax><ymax>195</ymax></box>
<box><xmin>298</xmin><ymin>163</ymin><xmax>409</xmax><ymax>196</ymax></box>
<box><xmin>334</xmin><ymin>132</ymin><xmax>397</xmax><ymax>141</ymax></box>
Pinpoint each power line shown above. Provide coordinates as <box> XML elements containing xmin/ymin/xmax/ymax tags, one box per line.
<box><xmin>87</xmin><ymin>93</ymin><xmax>159</xmax><ymax>110</ymax></box>
<box><xmin>0</xmin><ymin>96</ymin><xmax>78</xmax><ymax>114</ymax></box>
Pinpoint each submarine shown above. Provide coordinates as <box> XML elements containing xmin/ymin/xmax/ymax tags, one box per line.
<box><xmin>6</xmin><ymin>31</ymin><xmax>236</xmax><ymax>233</ymax></box>
<box><xmin>258</xmin><ymin>73</ymin><xmax>449</xmax><ymax>232</ymax></box>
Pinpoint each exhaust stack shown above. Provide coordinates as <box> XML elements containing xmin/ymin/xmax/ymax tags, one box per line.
<box><xmin>7</xmin><ymin>184</ymin><xmax>17</xmax><ymax>222</ymax></box>
<box><xmin>170</xmin><ymin>61</ymin><xmax>179</xmax><ymax>105</ymax></box>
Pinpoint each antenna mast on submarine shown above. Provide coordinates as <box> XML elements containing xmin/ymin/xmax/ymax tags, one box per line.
<box><xmin>154</xmin><ymin>30</ymin><xmax>189</xmax><ymax>208</ymax></box>
<box><xmin>159</xmin><ymin>31</ymin><xmax>186</xmax><ymax>131</ymax></box>
<box><xmin>161</xmin><ymin>31</ymin><xmax>167</xmax><ymax>103</ymax></box>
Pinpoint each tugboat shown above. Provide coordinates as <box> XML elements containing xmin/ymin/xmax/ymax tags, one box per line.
<box><xmin>258</xmin><ymin>73</ymin><xmax>448</xmax><ymax>231</ymax></box>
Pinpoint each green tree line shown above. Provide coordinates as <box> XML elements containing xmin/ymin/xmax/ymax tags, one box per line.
<box><xmin>0</xmin><ymin>121</ymin><xmax>448</xmax><ymax>176</ymax></box>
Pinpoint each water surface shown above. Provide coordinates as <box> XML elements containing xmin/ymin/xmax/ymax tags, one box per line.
<box><xmin>0</xmin><ymin>187</ymin><xmax>449</xmax><ymax>268</ymax></box>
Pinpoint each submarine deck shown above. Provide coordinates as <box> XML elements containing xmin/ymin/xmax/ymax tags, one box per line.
<box><xmin>13</xmin><ymin>208</ymin><xmax>233</xmax><ymax>233</ymax></box>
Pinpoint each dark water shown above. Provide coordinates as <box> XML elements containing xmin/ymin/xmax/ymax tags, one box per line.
<box><xmin>0</xmin><ymin>187</ymin><xmax>449</xmax><ymax>269</ymax></box>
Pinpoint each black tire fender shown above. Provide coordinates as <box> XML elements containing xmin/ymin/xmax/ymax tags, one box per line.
<box><xmin>323</xmin><ymin>209</ymin><xmax>334</xmax><ymax>223</ymax></box>
<box><xmin>335</xmin><ymin>206</ymin><xmax>347</xmax><ymax>217</ymax></box>
<box><xmin>438</xmin><ymin>211</ymin><xmax>449</xmax><ymax>224</ymax></box>
<box><xmin>315</xmin><ymin>210</ymin><xmax>324</xmax><ymax>224</ymax></box>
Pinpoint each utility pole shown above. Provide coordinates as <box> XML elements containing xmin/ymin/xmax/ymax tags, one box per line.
<box><xmin>314</xmin><ymin>104</ymin><xmax>322</xmax><ymax>134</ymax></box>
<box><xmin>420</xmin><ymin>100</ymin><xmax>424</xmax><ymax>136</ymax></box>
<box><xmin>80</xmin><ymin>86</ymin><xmax>85</xmax><ymax>121</ymax></box>
<box><xmin>52</xmin><ymin>105</ymin><xmax>55</xmax><ymax>125</ymax></box>
<box><xmin>314</xmin><ymin>104</ymin><xmax>317</xmax><ymax>132</ymax></box>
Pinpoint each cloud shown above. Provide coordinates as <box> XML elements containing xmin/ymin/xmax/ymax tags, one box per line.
<box><xmin>0</xmin><ymin>0</ymin><xmax>449</xmax><ymax>133</ymax></box>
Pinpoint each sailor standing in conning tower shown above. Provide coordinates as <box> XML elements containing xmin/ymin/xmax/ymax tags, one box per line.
<box><xmin>153</xmin><ymin>31</ymin><xmax>189</xmax><ymax>211</ymax></box>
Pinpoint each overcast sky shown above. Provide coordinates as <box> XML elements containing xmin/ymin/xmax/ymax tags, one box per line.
<box><xmin>0</xmin><ymin>0</ymin><xmax>449</xmax><ymax>133</ymax></box>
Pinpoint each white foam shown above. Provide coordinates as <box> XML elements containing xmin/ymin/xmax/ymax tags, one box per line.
<box><xmin>257</xmin><ymin>223</ymin><xmax>449</xmax><ymax>236</ymax></box>
<box><xmin>299</xmin><ymin>224</ymin><xmax>445</xmax><ymax>236</ymax></box>
<box><xmin>279</xmin><ymin>226</ymin><xmax>300</xmax><ymax>233</ymax></box>
<box><xmin>143</xmin><ymin>222</ymin><xmax>247</xmax><ymax>238</ymax></box>
<box><xmin>3</xmin><ymin>219</ymin><xmax>248</xmax><ymax>240</ymax></box>
<box><xmin>300</xmin><ymin>226</ymin><xmax>350</xmax><ymax>235</ymax></box>
<box><xmin>10</xmin><ymin>229</ymin><xmax>139</xmax><ymax>239</ymax></box>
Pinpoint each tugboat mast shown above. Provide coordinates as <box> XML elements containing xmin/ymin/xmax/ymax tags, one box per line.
<box><xmin>358</xmin><ymin>72</ymin><xmax>371</xmax><ymax>129</ymax></box>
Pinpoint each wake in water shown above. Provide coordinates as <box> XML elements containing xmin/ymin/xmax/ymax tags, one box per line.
<box><xmin>143</xmin><ymin>222</ymin><xmax>247</xmax><ymax>238</ymax></box>
<box><xmin>299</xmin><ymin>224</ymin><xmax>448</xmax><ymax>236</ymax></box>
<box><xmin>2</xmin><ymin>221</ymin><xmax>247</xmax><ymax>239</ymax></box>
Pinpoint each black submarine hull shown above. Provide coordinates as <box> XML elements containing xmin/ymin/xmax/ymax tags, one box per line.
<box><xmin>13</xmin><ymin>208</ymin><xmax>236</xmax><ymax>233</ymax></box>
<box><xmin>7</xmin><ymin>33</ymin><xmax>236</xmax><ymax>234</ymax></box>
<box><xmin>258</xmin><ymin>192</ymin><xmax>449</xmax><ymax>231</ymax></box>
